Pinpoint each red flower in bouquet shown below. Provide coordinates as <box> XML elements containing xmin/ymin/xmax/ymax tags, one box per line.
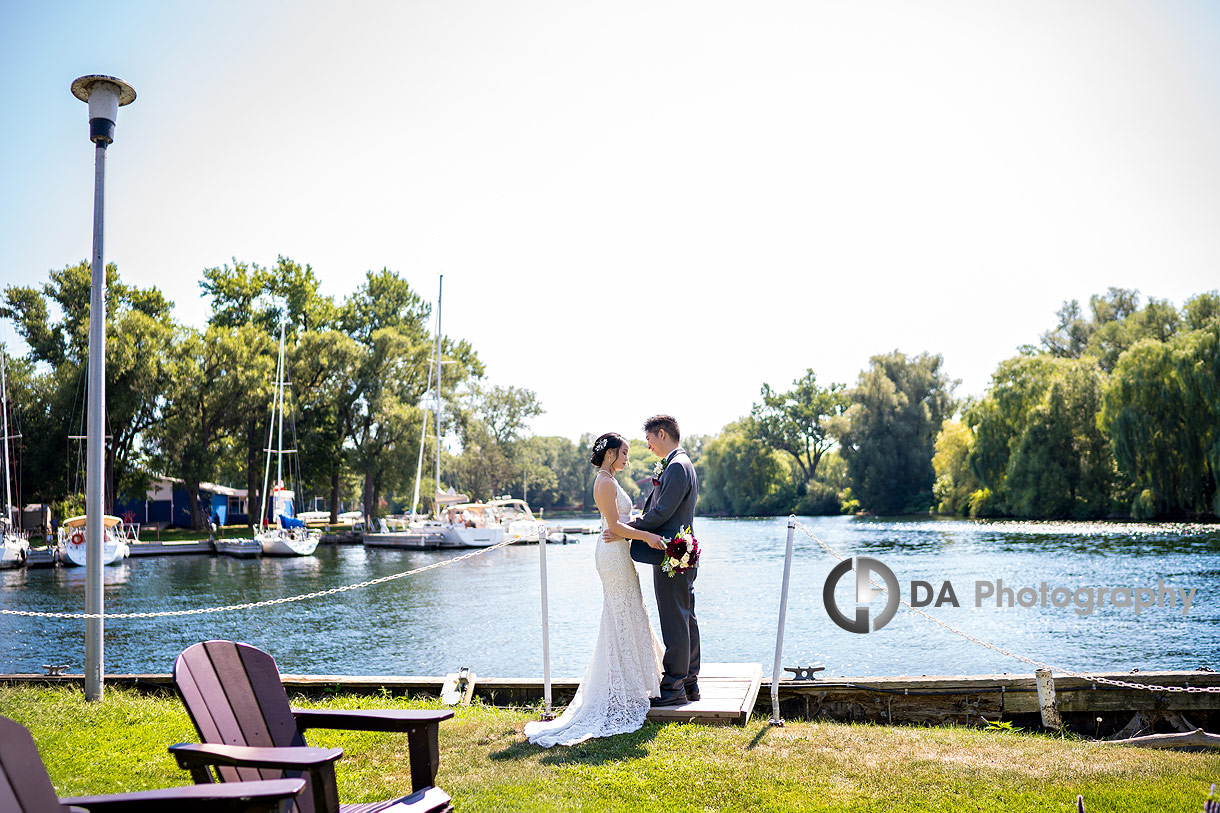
<box><xmin>660</xmin><ymin>525</ymin><xmax>699</xmax><ymax>577</ymax></box>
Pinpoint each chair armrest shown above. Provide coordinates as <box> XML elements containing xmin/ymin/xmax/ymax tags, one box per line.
<box><xmin>61</xmin><ymin>777</ymin><xmax>306</xmax><ymax>813</ymax></box>
<box><xmin>169</xmin><ymin>742</ymin><xmax>344</xmax><ymax>772</ymax></box>
<box><xmin>291</xmin><ymin>708</ymin><xmax>454</xmax><ymax>733</ymax></box>
<box><xmin>292</xmin><ymin>709</ymin><xmax>453</xmax><ymax>794</ymax></box>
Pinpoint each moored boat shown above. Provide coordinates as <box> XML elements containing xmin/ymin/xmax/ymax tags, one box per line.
<box><xmin>253</xmin><ymin>319</ymin><xmax>319</xmax><ymax>558</ymax></box>
<box><xmin>439</xmin><ymin>503</ymin><xmax>506</xmax><ymax>548</ymax></box>
<box><xmin>0</xmin><ymin>352</ymin><xmax>28</xmax><ymax>569</ymax></box>
<box><xmin>57</xmin><ymin>515</ymin><xmax>130</xmax><ymax>567</ymax></box>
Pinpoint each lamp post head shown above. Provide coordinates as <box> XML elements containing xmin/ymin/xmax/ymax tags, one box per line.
<box><xmin>71</xmin><ymin>75</ymin><xmax>136</xmax><ymax>145</ymax></box>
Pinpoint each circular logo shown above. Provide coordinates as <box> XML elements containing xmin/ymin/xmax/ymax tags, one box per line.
<box><xmin>823</xmin><ymin>556</ymin><xmax>900</xmax><ymax>633</ymax></box>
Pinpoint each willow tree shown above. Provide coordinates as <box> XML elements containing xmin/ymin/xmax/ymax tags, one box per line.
<box><xmin>839</xmin><ymin>351</ymin><xmax>957</xmax><ymax>515</ymax></box>
<box><xmin>1100</xmin><ymin>324</ymin><xmax>1220</xmax><ymax>518</ymax></box>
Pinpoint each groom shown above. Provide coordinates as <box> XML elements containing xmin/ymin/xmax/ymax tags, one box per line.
<box><xmin>607</xmin><ymin>414</ymin><xmax>700</xmax><ymax>707</ymax></box>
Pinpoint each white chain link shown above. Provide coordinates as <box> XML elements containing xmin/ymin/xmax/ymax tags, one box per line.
<box><xmin>795</xmin><ymin>521</ymin><xmax>1219</xmax><ymax>695</ymax></box>
<box><xmin>0</xmin><ymin>538</ymin><xmax>518</xmax><ymax>620</ymax></box>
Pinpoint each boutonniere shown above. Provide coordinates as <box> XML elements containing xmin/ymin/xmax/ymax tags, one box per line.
<box><xmin>651</xmin><ymin>458</ymin><xmax>666</xmax><ymax>486</ymax></box>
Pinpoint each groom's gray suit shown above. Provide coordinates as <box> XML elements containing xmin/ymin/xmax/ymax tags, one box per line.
<box><xmin>628</xmin><ymin>448</ymin><xmax>700</xmax><ymax>697</ymax></box>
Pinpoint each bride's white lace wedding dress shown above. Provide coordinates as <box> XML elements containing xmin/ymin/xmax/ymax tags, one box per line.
<box><xmin>525</xmin><ymin>474</ymin><xmax>664</xmax><ymax>747</ymax></box>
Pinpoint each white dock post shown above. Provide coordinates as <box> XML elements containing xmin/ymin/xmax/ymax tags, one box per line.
<box><xmin>1035</xmin><ymin>668</ymin><xmax>1061</xmax><ymax>729</ymax></box>
<box><xmin>538</xmin><ymin>522</ymin><xmax>554</xmax><ymax>719</ymax></box>
<box><xmin>770</xmin><ymin>515</ymin><xmax>797</xmax><ymax>726</ymax></box>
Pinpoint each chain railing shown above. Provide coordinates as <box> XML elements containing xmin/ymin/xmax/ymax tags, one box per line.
<box><xmin>795</xmin><ymin>521</ymin><xmax>1219</xmax><ymax>695</ymax></box>
<box><xmin>0</xmin><ymin>538</ymin><xmax>518</xmax><ymax>620</ymax></box>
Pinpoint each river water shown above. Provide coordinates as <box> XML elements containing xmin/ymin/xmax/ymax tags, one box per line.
<box><xmin>1</xmin><ymin>516</ymin><xmax>1217</xmax><ymax>679</ymax></box>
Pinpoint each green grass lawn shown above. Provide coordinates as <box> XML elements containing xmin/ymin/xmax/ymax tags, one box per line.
<box><xmin>0</xmin><ymin>684</ymin><xmax>1214</xmax><ymax>812</ymax></box>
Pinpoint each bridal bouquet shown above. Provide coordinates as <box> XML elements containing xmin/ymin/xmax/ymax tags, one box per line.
<box><xmin>661</xmin><ymin>525</ymin><xmax>700</xmax><ymax>577</ymax></box>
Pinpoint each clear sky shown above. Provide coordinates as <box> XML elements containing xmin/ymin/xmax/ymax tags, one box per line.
<box><xmin>2</xmin><ymin>0</ymin><xmax>1218</xmax><ymax>443</ymax></box>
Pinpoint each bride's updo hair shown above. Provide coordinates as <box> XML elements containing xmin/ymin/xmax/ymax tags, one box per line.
<box><xmin>589</xmin><ymin>432</ymin><xmax>626</xmax><ymax>467</ymax></box>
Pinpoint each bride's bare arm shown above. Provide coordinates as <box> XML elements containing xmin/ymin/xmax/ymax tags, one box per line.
<box><xmin>593</xmin><ymin>477</ymin><xmax>665</xmax><ymax>548</ymax></box>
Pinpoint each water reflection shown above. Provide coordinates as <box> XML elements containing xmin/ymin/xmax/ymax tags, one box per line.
<box><xmin>0</xmin><ymin>516</ymin><xmax>1216</xmax><ymax>679</ymax></box>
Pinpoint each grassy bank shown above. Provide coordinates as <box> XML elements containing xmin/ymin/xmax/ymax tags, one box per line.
<box><xmin>0</xmin><ymin>685</ymin><xmax>1213</xmax><ymax>812</ymax></box>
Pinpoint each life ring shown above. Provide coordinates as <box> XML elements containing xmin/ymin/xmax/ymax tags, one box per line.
<box><xmin>69</xmin><ymin>531</ymin><xmax>85</xmax><ymax>546</ymax></box>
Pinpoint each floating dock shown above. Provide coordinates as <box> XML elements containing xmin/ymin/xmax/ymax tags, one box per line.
<box><xmin>127</xmin><ymin>539</ymin><xmax>214</xmax><ymax>556</ymax></box>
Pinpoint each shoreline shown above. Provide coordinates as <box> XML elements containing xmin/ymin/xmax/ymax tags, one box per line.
<box><xmin>5</xmin><ymin>668</ymin><xmax>1216</xmax><ymax>735</ymax></box>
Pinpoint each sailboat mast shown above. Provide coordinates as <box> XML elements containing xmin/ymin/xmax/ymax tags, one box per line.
<box><xmin>409</xmin><ymin>321</ymin><xmax>435</xmax><ymax>523</ymax></box>
<box><xmin>0</xmin><ymin>352</ymin><xmax>11</xmax><ymax>529</ymax></box>
<box><xmin>434</xmin><ymin>275</ymin><xmax>443</xmax><ymax>518</ymax></box>
<box><xmin>275</xmin><ymin>319</ymin><xmax>286</xmax><ymax>488</ymax></box>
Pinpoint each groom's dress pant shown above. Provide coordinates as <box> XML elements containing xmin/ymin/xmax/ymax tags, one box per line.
<box><xmin>654</xmin><ymin>565</ymin><xmax>700</xmax><ymax>693</ymax></box>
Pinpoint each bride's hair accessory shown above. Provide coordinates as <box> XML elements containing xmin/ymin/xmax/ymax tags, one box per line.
<box><xmin>589</xmin><ymin>432</ymin><xmax>625</xmax><ymax>466</ymax></box>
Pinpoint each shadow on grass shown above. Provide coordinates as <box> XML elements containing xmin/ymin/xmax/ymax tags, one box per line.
<box><xmin>746</xmin><ymin>723</ymin><xmax>774</xmax><ymax>750</ymax></box>
<box><xmin>490</xmin><ymin>721</ymin><xmax>662</xmax><ymax>765</ymax></box>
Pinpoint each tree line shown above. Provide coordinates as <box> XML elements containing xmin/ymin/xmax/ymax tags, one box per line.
<box><xmin>692</xmin><ymin>287</ymin><xmax>1220</xmax><ymax>521</ymax></box>
<box><xmin>4</xmin><ymin>263</ymin><xmax>1216</xmax><ymax>524</ymax></box>
<box><xmin>1</xmin><ymin>259</ymin><xmax>544</xmax><ymax>528</ymax></box>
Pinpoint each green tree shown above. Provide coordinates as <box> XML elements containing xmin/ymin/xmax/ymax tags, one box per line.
<box><xmin>1</xmin><ymin>262</ymin><xmax>175</xmax><ymax>509</ymax></box>
<box><xmin>966</xmin><ymin>355</ymin><xmax>1114</xmax><ymax>518</ymax></box>
<box><xmin>699</xmin><ymin>419</ymin><xmax>798</xmax><ymax>516</ymax></box>
<box><xmin>750</xmin><ymin>369</ymin><xmax>848</xmax><ymax>485</ymax></box>
<box><xmin>1100</xmin><ymin>324</ymin><xmax>1220</xmax><ymax>518</ymax></box>
<box><xmin>336</xmin><ymin>270</ymin><xmax>481</xmax><ymax>524</ymax></box>
<box><xmin>932</xmin><ymin>420</ymin><xmax>979</xmax><ymax>515</ymax></box>
<box><xmin>151</xmin><ymin>325</ymin><xmax>273</xmax><ymax>528</ymax></box>
<box><xmin>1041</xmin><ymin>287</ymin><xmax>1183</xmax><ymax>372</ymax></box>
<box><xmin>201</xmin><ymin>257</ymin><xmax>341</xmax><ymax>518</ymax></box>
<box><xmin>452</xmin><ymin>384</ymin><xmax>544</xmax><ymax>500</ymax></box>
<box><xmin>839</xmin><ymin>351</ymin><xmax>957</xmax><ymax>514</ymax></box>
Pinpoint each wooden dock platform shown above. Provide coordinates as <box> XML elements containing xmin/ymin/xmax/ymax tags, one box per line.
<box><xmin>645</xmin><ymin>662</ymin><xmax>763</xmax><ymax>725</ymax></box>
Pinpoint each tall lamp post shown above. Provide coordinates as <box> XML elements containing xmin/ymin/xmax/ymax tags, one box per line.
<box><xmin>70</xmin><ymin>74</ymin><xmax>136</xmax><ymax>702</ymax></box>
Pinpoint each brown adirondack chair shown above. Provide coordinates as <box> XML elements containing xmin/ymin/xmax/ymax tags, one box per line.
<box><xmin>0</xmin><ymin>713</ymin><xmax>306</xmax><ymax>813</ymax></box>
<box><xmin>171</xmin><ymin>640</ymin><xmax>454</xmax><ymax>813</ymax></box>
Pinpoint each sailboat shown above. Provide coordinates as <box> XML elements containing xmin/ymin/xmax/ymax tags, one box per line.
<box><xmin>362</xmin><ymin>275</ymin><xmax>504</xmax><ymax>551</ymax></box>
<box><xmin>0</xmin><ymin>352</ymin><xmax>28</xmax><ymax>569</ymax></box>
<box><xmin>254</xmin><ymin>318</ymin><xmax>319</xmax><ymax>557</ymax></box>
<box><xmin>419</xmin><ymin>276</ymin><xmax>503</xmax><ymax>550</ymax></box>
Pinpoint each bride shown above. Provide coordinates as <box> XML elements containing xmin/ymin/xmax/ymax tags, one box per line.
<box><xmin>525</xmin><ymin>432</ymin><xmax>668</xmax><ymax>747</ymax></box>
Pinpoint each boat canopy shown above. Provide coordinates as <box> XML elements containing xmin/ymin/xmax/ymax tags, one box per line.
<box><xmin>61</xmin><ymin>515</ymin><xmax>122</xmax><ymax>529</ymax></box>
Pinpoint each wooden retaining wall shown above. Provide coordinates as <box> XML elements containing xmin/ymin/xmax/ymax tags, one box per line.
<box><xmin>4</xmin><ymin>669</ymin><xmax>1216</xmax><ymax>735</ymax></box>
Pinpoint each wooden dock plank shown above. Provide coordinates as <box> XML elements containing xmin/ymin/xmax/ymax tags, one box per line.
<box><xmin>646</xmin><ymin>663</ymin><xmax>763</xmax><ymax>726</ymax></box>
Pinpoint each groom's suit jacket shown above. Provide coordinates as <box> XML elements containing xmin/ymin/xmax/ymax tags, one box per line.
<box><xmin>629</xmin><ymin>448</ymin><xmax>698</xmax><ymax>566</ymax></box>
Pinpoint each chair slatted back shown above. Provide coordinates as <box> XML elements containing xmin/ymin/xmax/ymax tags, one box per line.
<box><xmin>0</xmin><ymin>715</ymin><xmax>68</xmax><ymax>812</ymax></box>
<box><xmin>174</xmin><ymin>641</ymin><xmax>309</xmax><ymax>790</ymax></box>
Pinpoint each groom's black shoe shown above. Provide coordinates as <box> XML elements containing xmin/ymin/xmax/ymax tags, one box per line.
<box><xmin>649</xmin><ymin>689</ymin><xmax>688</xmax><ymax>707</ymax></box>
<box><xmin>685</xmin><ymin>681</ymin><xmax>700</xmax><ymax>702</ymax></box>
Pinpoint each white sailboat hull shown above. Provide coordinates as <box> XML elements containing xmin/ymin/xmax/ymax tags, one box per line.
<box><xmin>257</xmin><ymin>529</ymin><xmax>320</xmax><ymax>556</ymax></box>
<box><xmin>59</xmin><ymin>537</ymin><xmax>129</xmax><ymax>567</ymax></box>
<box><xmin>439</xmin><ymin>525</ymin><xmax>504</xmax><ymax>548</ymax></box>
<box><xmin>0</xmin><ymin>535</ymin><xmax>27</xmax><ymax>569</ymax></box>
